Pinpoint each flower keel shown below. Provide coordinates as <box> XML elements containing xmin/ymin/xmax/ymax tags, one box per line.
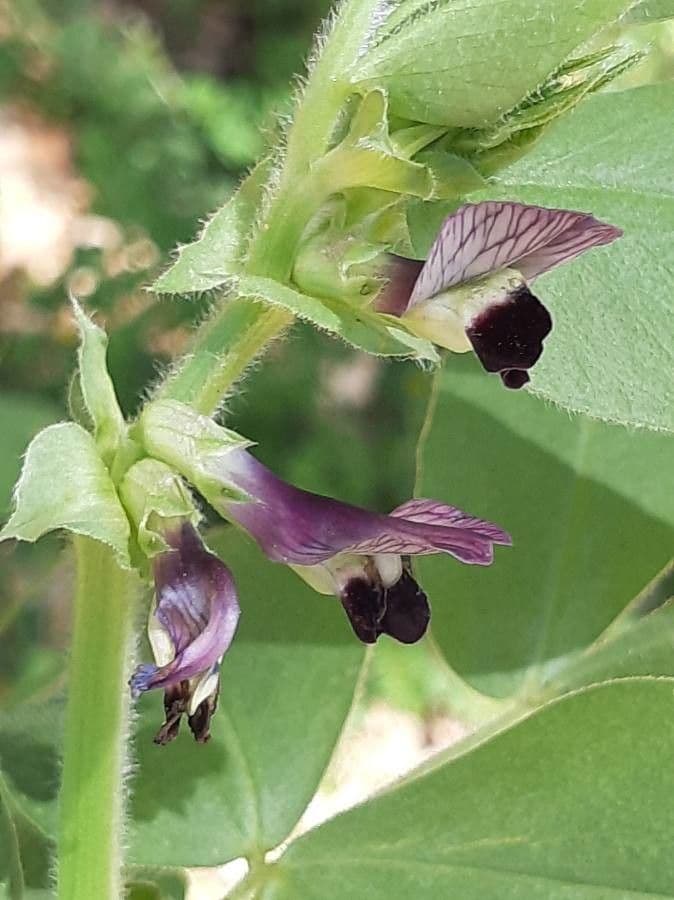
<box><xmin>129</xmin><ymin>522</ymin><xmax>240</xmax><ymax>744</ymax></box>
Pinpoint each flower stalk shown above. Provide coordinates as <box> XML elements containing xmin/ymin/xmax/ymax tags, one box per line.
<box><xmin>58</xmin><ymin>537</ymin><xmax>139</xmax><ymax>900</ymax></box>
<box><xmin>158</xmin><ymin>0</ymin><xmax>381</xmax><ymax>415</ymax></box>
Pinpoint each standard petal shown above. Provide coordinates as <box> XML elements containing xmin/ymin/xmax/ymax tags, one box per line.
<box><xmin>408</xmin><ymin>202</ymin><xmax>622</xmax><ymax>306</ymax></box>
<box><xmin>129</xmin><ymin>523</ymin><xmax>240</xmax><ymax>696</ymax></box>
<box><xmin>389</xmin><ymin>498</ymin><xmax>512</xmax><ymax>544</ymax></box>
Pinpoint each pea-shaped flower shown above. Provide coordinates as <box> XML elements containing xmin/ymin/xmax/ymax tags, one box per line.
<box><xmin>215</xmin><ymin>449</ymin><xmax>510</xmax><ymax>644</ymax></box>
<box><xmin>130</xmin><ymin>522</ymin><xmax>240</xmax><ymax>744</ymax></box>
<box><xmin>377</xmin><ymin>201</ymin><xmax>622</xmax><ymax>387</ymax></box>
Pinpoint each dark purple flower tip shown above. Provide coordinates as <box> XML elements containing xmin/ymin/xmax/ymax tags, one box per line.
<box><xmin>340</xmin><ymin>577</ymin><xmax>386</xmax><ymax>644</ymax></box>
<box><xmin>339</xmin><ymin>562</ymin><xmax>430</xmax><ymax>646</ymax></box>
<box><xmin>380</xmin><ymin>565</ymin><xmax>430</xmax><ymax>644</ymax></box>
<box><xmin>465</xmin><ymin>283</ymin><xmax>553</xmax><ymax>390</ymax></box>
<box><xmin>129</xmin><ymin>521</ymin><xmax>240</xmax><ymax>744</ymax></box>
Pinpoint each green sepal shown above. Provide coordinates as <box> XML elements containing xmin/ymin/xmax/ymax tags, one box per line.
<box><xmin>235</xmin><ymin>274</ymin><xmax>439</xmax><ymax>362</ymax></box>
<box><xmin>316</xmin><ymin>90</ymin><xmax>434</xmax><ymax>198</ymax></box>
<box><xmin>72</xmin><ymin>299</ymin><xmax>127</xmax><ymax>467</ymax></box>
<box><xmin>0</xmin><ymin>423</ymin><xmax>131</xmax><ymax>568</ymax></box>
<box><xmin>151</xmin><ymin>157</ymin><xmax>273</xmax><ymax>295</ymax></box>
<box><xmin>350</xmin><ymin>0</ymin><xmax>636</xmax><ymax>126</ymax></box>
<box><xmin>118</xmin><ymin>458</ymin><xmax>201</xmax><ymax>559</ymax></box>
<box><xmin>460</xmin><ymin>45</ymin><xmax>646</xmax><ymax>175</ymax></box>
<box><xmin>138</xmin><ymin>400</ymin><xmax>253</xmax><ymax>504</ymax></box>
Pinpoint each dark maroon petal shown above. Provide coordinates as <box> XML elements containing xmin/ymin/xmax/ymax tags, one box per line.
<box><xmin>373</xmin><ymin>254</ymin><xmax>424</xmax><ymax>316</ymax></box>
<box><xmin>501</xmin><ymin>369</ymin><xmax>530</xmax><ymax>390</ymax></box>
<box><xmin>340</xmin><ymin>577</ymin><xmax>386</xmax><ymax>644</ymax></box>
<box><xmin>408</xmin><ymin>202</ymin><xmax>622</xmax><ymax>306</ymax></box>
<box><xmin>153</xmin><ymin>681</ymin><xmax>190</xmax><ymax>746</ymax></box>
<box><xmin>187</xmin><ymin>688</ymin><xmax>219</xmax><ymax>743</ymax></box>
<box><xmin>380</xmin><ymin>567</ymin><xmax>430</xmax><ymax>644</ymax></box>
<box><xmin>465</xmin><ymin>284</ymin><xmax>552</xmax><ymax>387</ymax></box>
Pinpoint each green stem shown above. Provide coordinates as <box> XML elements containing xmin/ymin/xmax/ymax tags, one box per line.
<box><xmin>58</xmin><ymin>537</ymin><xmax>138</xmax><ymax>900</ymax></box>
<box><xmin>157</xmin><ymin>0</ymin><xmax>380</xmax><ymax>415</ymax></box>
<box><xmin>157</xmin><ymin>299</ymin><xmax>293</xmax><ymax>415</ymax></box>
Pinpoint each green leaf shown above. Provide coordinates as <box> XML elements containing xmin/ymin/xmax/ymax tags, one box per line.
<box><xmin>236</xmin><ymin>275</ymin><xmax>439</xmax><ymax>361</ymax></box>
<box><xmin>469</xmin><ymin>82</ymin><xmax>674</xmax><ymax>431</ymax></box>
<box><xmin>417</xmin><ymin>357</ymin><xmax>674</xmax><ymax>697</ymax></box>
<box><xmin>273</xmin><ymin>679</ymin><xmax>674</xmax><ymax>899</ymax></box>
<box><xmin>0</xmin><ymin>424</ymin><xmax>131</xmax><ymax>567</ymax></box>
<box><xmin>623</xmin><ymin>0</ymin><xmax>674</xmax><ymax>22</ymax></box>
<box><xmin>72</xmin><ymin>300</ymin><xmax>126</xmax><ymax>466</ymax></box>
<box><xmin>545</xmin><ymin>599</ymin><xmax>674</xmax><ymax>697</ymax></box>
<box><xmin>0</xmin><ymin>773</ymin><xmax>52</xmax><ymax>900</ymax></box>
<box><xmin>0</xmin><ymin>394</ymin><xmax>58</xmax><ymax>519</ymax></box>
<box><xmin>352</xmin><ymin>0</ymin><xmax>634</xmax><ymax>126</ymax></box>
<box><xmin>128</xmin><ymin>528</ymin><xmax>364</xmax><ymax>867</ymax></box>
<box><xmin>126</xmin><ymin>868</ymin><xmax>189</xmax><ymax>900</ymax></box>
<box><xmin>152</xmin><ymin>159</ymin><xmax>272</xmax><ymax>295</ymax></box>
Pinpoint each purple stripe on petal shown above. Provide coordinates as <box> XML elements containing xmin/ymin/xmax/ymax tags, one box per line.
<box><xmin>408</xmin><ymin>202</ymin><xmax>622</xmax><ymax>306</ymax></box>
<box><xmin>218</xmin><ymin>451</ymin><xmax>510</xmax><ymax>568</ymax></box>
<box><xmin>389</xmin><ymin>498</ymin><xmax>512</xmax><ymax>544</ymax></box>
<box><xmin>130</xmin><ymin>523</ymin><xmax>240</xmax><ymax>696</ymax></box>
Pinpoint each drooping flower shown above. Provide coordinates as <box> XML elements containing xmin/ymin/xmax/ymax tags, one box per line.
<box><xmin>129</xmin><ymin>522</ymin><xmax>240</xmax><ymax>744</ymax></box>
<box><xmin>209</xmin><ymin>449</ymin><xmax>510</xmax><ymax>645</ymax></box>
<box><xmin>376</xmin><ymin>201</ymin><xmax>622</xmax><ymax>388</ymax></box>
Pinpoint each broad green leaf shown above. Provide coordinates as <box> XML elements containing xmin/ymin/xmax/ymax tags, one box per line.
<box><xmin>417</xmin><ymin>357</ymin><xmax>674</xmax><ymax>697</ymax></box>
<box><xmin>0</xmin><ymin>423</ymin><xmax>131</xmax><ymax>567</ymax></box>
<box><xmin>126</xmin><ymin>868</ymin><xmax>189</xmax><ymax>900</ymax></box>
<box><xmin>72</xmin><ymin>300</ymin><xmax>126</xmax><ymax>465</ymax></box>
<box><xmin>0</xmin><ymin>395</ymin><xmax>58</xmax><ymax>518</ymax></box>
<box><xmin>469</xmin><ymin>82</ymin><xmax>674</xmax><ymax>431</ymax></box>
<box><xmin>623</xmin><ymin>0</ymin><xmax>674</xmax><ymax>21</ymax></box>
<box><xmin>0</xmin><ymin>703</ymin><xmax>62</xmax><ymax>840</ymax></box>
<box><xmin>545</xmin><ymin>599</ymin><xmax>674</xmax><ymax>697</ymax></box>
<box><xmin>352</xmin><ymin>0</ymin><xmax>633</xmax><ymax>126</ymax></box>
<box><xmin>273</xmin><ymin>679</ymin><xmax>674</xmax><ymax>899</ymax></box>
<box><xmin>236</xmin><ymin>275</ymin><xmax>439</xmax><ymax>361</ymax></box>
<box><xmin>0</xmin><ymin>773</ymin><xmax>52</xmax><ymax>900</ymax></box>
<box><xmin>128</xmin><ymin>528</ymin><xmax>364</xmax><ymax>868</ymax></box>
<box><xmin>152</xmin><ymin>159</ymin><xmax>272</xmax><ymax>294</ymax></box>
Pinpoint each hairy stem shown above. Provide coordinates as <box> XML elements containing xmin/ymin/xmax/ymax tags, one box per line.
<box><xmin>158</xmin><ymin>0</ymin><xmax>381</xmax><ymax>415</ymax></box>
<box><xmin>157</xmin><ymin>299</ymin><xmax>293</xmax><ymax>415</ymax></box>
<box><xmin>58</xmin><ymin>537</ymin><xmax>138</xmax><ymax>900</ymax></box>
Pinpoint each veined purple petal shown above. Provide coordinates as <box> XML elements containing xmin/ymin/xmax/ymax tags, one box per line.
<box><xmin>129</xmin><ymin>523</ymin><xmax>240</xmax><ymax>697</ymax></box>
<box><xmin>219</xmin><ymin>450</ymin><xmax>510</xmax><ymax>567</ymax></box>
<box><xmin>389</xmin><ymin>499</ymin><xmax>512</xmax><ymax>543</ymax></box>
<box><xmin>408</xmin><ymin>202</ymin><xmax>622</xmax><ymax>307</ymax></box>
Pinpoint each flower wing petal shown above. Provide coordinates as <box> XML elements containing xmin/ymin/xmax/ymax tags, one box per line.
<box><xmin>409</xmin><ymin>202</ymin><xmax>622</xmax><ymax>306</ymax></box>
<box><xmin>130</xmin><ymin>524</ymin><xmax>240</xmax><ymax>696</ymax></box>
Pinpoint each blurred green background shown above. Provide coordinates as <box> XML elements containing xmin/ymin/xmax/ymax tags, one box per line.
<box><xmin>1</xmin><ymin>0</ymin><xmax>673</xmax><ymax>728</ymax></box>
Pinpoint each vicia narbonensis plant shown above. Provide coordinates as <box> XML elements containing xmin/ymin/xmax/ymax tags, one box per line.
<box><xmin>2</xmin><ymin>1</ymin><xmax>659</xmax><ymax>897</ymax></box>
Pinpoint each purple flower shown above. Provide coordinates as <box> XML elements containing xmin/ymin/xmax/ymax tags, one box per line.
<box><xmin>214</xmin><ymin>450</ymin><xmax>510</xmax><ymax>645</ymax></box>
<box><xmin>129</xmin><ymin>522</ymin><xmax>240</xmax><ymax>744</ymax></box>
<box><xmin>376</xmin><ymin>201</ymin><xmax>622</xmax><ymax>388</ymax></box>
